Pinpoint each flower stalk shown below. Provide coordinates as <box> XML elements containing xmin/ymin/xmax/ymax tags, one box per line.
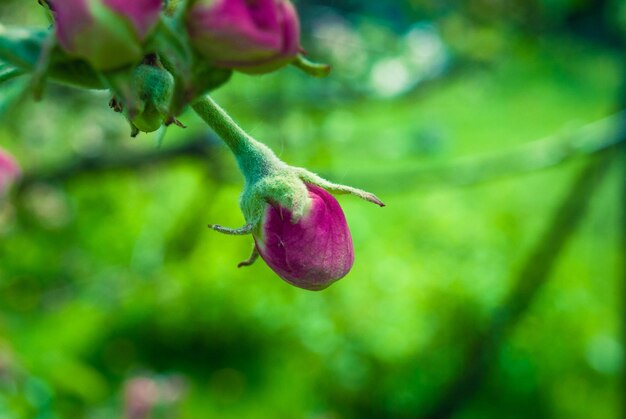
<box><xmin>191</xmin><ymin>95</ymin><xmax>282</xmax><ymax>185</ymax></box>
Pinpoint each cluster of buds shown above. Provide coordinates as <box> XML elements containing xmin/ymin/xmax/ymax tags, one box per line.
<box><xmin>46</xmin><ymin>0</ymin><xmax>301</xmax><ymax>73</ymax></box>
<box><xmin>0</xmin><ymin>0</ymin><xmax>382</xmax><ymax>290</ymax></box>
<box><xmin>41</xmin><ymin>0</ymin><xmax>303</xmax><ymax>136</ymax></box>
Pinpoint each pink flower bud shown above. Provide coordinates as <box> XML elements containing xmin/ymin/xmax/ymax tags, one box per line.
<box><xmin>186</xmin><ymin>0</ymin><xmax>301</xmax><ymax>74</ymax></box>
<box><xmin>0</xmin><ymin>149</ymin><xmax>20</xmax><ymax>194</ymax></box>
<box><xmin>49</xmin><ymin>0</ymin><xmax>163</xmax><ymax>70</ymax></box>
<box><xmin>254</xmin><ymin>184</ymin><xmax>354</xmax><ymax>291</ymax></box>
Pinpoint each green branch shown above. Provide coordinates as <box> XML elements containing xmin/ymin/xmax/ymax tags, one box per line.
<box><xmin>335</xmin><ymin>111</ymin><xmax>626</xmax><ymax>192</ymax></box>
<box><xmin>14</xmin><ymin>112</ymin><xmax>626</xmax><ymax>193</ymax></box>
<box><xmin>191</xmin><ymin>96</ymin><xmax>282</xmax><ymax>184</ymax></box>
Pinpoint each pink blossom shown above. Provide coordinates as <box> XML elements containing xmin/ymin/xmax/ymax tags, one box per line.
<box><xmin>102</xmin><ymin>0</ymin><xmax>163</xmax><ymax>40</ymax></box>
<box><xmin>254</xmin><ymin>184</ymin><xmax>354</xmax><ymax>291</ymax></box>
<box><xmin>186</xmin><ymin>0</ymin><xmax>301</xmax><ymax>74</ymax></box>
<box><xmin>49</xmin><ymin>0</ymin><xmax>162</xmax><ymax>70</ymax></box>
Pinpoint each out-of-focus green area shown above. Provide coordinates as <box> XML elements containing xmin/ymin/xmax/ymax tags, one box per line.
<box><xmin>0</xmin><ymin>1</ymin><xmax>624</xmax><ymax>418</ymax></box>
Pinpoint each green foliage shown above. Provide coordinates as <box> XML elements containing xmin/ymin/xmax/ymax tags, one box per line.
<box><xmin>0</xmin><ymin>1</ymin><xmax>623</xmax><ymax>418</ymax></box>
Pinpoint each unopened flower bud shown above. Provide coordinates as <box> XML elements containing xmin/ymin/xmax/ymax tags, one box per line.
<box><xmin>49</xmin><ymin>0</ymin><xmax>163</xmax><ymax>70</ymax></box>
<box><xmin>128</xmin><ymin>56</ymin><xmax>176</xmax><ymax>134</ymax></box>
<box><xmin>254</xmin><ymin>183</ymin><xmax>354</xmax><ymax>290</ymax></box>
<box><xmin>196</xmin><ymin>96</ymin><xmax>383</xmax><ymax>291</ymax></box>
<box><xmin>186</xmin><ymin>0</ymin><xmax>301</xmax><ymax>74</ymax></box>
<box><xmin>0</xmin><ymin>149</ymin><xmax>20</xmax><ymax>195</ymax></box>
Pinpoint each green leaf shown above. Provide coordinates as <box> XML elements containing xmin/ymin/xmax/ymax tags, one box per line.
<box><xmin>0</xmin><ymin>61</ymin><xmax>24</xmax><ymax>84</ymax></box>
<box><xmin>0</xmin><ymin>25</ymin><xmax>105</xmax><ymax>90</ymax></box>
<box><xmin>0</xmin><ymin>25</ymin><xmax>45</xmax><ymax>70</ymax></box>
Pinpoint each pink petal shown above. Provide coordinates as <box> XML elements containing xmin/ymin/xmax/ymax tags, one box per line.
<box><xmin>0</xmin><ymin>150</ymin><xmax>21</xmax><ymax>194</ymax></box>
<box><xmin>256</xmin><ymin>184</ymin><xmax>354</xmax><ymax>290</ymax></box>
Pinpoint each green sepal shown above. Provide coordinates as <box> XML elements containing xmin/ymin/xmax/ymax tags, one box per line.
<box><xmin>239</xmin><ymin>164</ymin><xmax>313</xmax><ymax>230</ymax></box>
<box><xmin>37</xmin><ymin>0</ymin><xmax>55</xmax><ymax>25</ymax></box>
<box><xmin>99</xmin><ymin>66</ymin><xmax>143</xmax><ymax>116</ymax></box>
<box><xmin>292</xmin><ymin>55</ymin><xmax>332</xmax><ymax>78</ymax></box>
<box><xmin>164</xmin><ymin>0</ymin><xmax>183</xmax><ymax>16</ymax></box>
<box><xmin>103</xmin><ymin>56</ymin><xmax>177</xmax><ymax>136</ymax></box>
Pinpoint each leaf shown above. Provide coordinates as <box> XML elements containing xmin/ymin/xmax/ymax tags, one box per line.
<box><xmin>0</xmin><ymin>25</ymin><xmax>105</xmax><ymax>90</ymax></box>
<box><xmin>0</xmin><ymin>24</ymin><xmax>46</xmax><ymax>70</ymax></box>
<box><xmin>0</xmin><ymin>61</ymin><xmax>24</xmax><ymax>84</ymax></box>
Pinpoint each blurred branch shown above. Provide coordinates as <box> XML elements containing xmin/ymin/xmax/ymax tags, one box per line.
<box><xmin>16</xmin><ymin>135</ymin><xmax>218</xmax><ymax>193</ymax></box>
<box><xmin>14</xmin><ymin>112</ymin><xmax>626</xmax><ymax>194</ymax></box>
<box><xmin>335</xmin><ymin>111</ymin><xmax>626</xmax><ymax>192</ymax></box>
<box><xmin>621</xmin><ymin>132</ymin><xmax>626</xmax><ymax>419</ymax></box>
<box><xmin>618</xmin><ymin>144</ymin><xmax>626</xmax><ymax>418</ymax></box>
<box><xmin>618</xmin><ymin>68</ymin><xmax>626</xmax><ymax>419</ymax></box>
<box><xmin>418</xmin><ymin>23</ymin><xmax>626</xmax><ymax>419</ymax></box>
<box><xmin>420</xmin><ymin>139</ymin><xmax>623</xmax><ymax>419</ymax></box>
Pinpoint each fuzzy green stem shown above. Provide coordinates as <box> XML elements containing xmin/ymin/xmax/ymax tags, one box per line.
<box><xmin>191</xmin><ymin>95</ymin><xmax>281</xmax><ymax>184</ymax></box>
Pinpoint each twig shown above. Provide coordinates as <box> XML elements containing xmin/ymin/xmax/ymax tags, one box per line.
<box><xmin>420</xmin><ymin>141</ymin><xmax>623</xmax><ymax>419</ymax></box>
<box><xmin>16</xmin><ymin>135</ymin><xmax>218</xmax><ymax>192</ymax></box>
<box><xmin>333</xmin><ymin>111</ymin><xmax>626</xmax><ymax>192</ymax></box>
<box><xmin>14</xmin><ymin>112</ymin><xmax>626</xmax><ymax>194</ymax></box>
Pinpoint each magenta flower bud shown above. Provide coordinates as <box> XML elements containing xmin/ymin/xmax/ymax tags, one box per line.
<box><xmin>49</xmin><ymin>0</ymin><xmax>163</xmax><ymax>70</ymax></box>
<box><xmin>186</xmin><ymin>0</ymin><xmax>301</xmax><ymax>74</ymax></box>
<box><xmin>254</xmin><ymin>184</ymin><xmax>354</xmax><ymax>291</ymax></box>
<box><xmin>0</xmin><ymin>149</ymin><xmax>20</xmax><ymax>195</ymax></box>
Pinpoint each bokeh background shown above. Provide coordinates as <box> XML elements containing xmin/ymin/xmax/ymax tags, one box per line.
<box><xmin>0</xmin><ymin>0</ymin><xmax>625</xmax><ymax>418</ymax></box>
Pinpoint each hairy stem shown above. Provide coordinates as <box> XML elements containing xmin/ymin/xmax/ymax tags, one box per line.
<box><xmin>191</xmin><ymin>95</ymin><xmax>281</xmax><ymax>184</ymax></box>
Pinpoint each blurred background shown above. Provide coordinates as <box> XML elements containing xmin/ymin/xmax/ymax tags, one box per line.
<box><xmin>0</xmin><ymin>0</ymin><xmax>625</xmax><ymax>418</ymax></box>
